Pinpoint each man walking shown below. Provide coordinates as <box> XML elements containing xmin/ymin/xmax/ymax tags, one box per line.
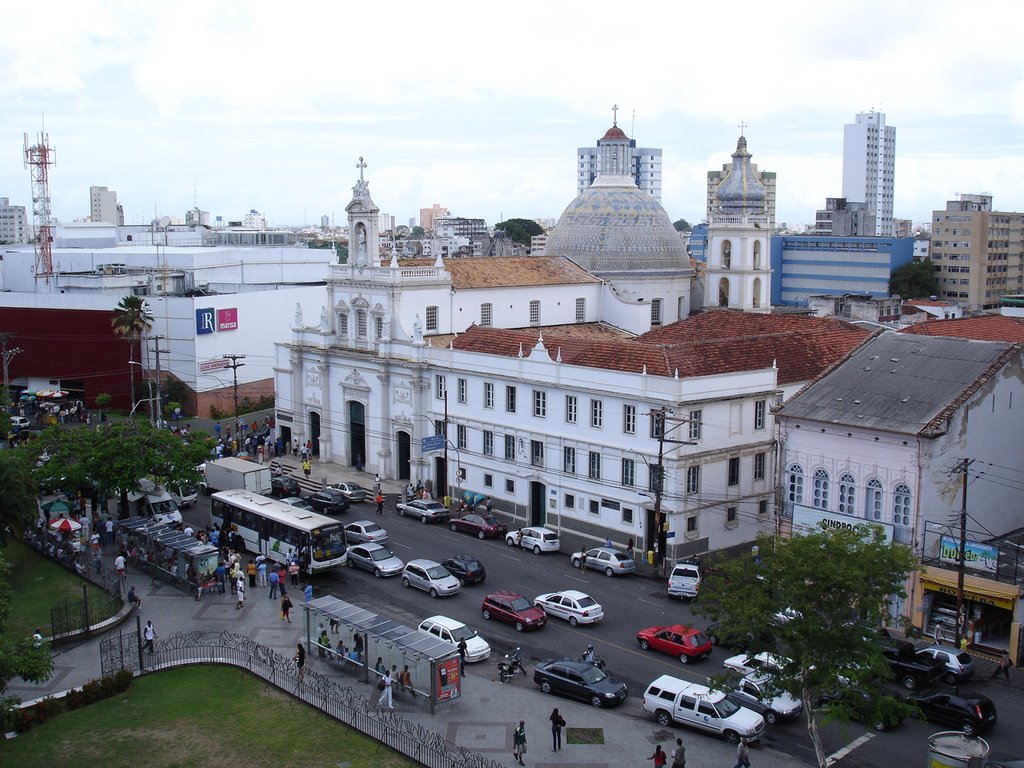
<box><xmin>114</xmin><ymin>552</ymin><xmax>127</xmax><ymax>592</ymax></box>
<box><xmin>993</xmin><ymin>650</ymin><xmax>1011</xmax><ymax>679</ymax></box>
<box><xmin>269</xmin><ymin>567</ymin><xmax>279</xmax><ymax>599</ymax></box>
<box><xmin>378</xmin><ymin>669</ymin><xmax>394</xmax><ymax>710</ymax></box>
<box><xmin>376</xmin><ymin>491</ymin><xmax>384</xmax><ymax>515</ymax></box>
<box><xmin>143</xmin><ymin>620</ymin><xmax>156</xmax><ymax>654</ymax></box>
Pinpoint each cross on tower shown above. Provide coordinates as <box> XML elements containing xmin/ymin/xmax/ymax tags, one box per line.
<box><xmin>612</xmin><ymin>104</ymin><xmax>619</xmax><ymax>125</ymax></box>
<box><xmin>738</xmin><ymin>121</ymin><xmax>747</xmax><ymax>136</ymax></box>
<box><xmin>356</xmin><ymin>156</ymin><xmax>367</xmax><ymax>181</ymax></box>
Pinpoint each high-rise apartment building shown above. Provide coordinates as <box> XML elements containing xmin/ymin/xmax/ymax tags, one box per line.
<box><xmin>419</xmin><ymin>204</ymin><xmax>448</xmax><ymax>232</ymax></box>
<box><xmin>577</xmin><ymin>134</ymin><xmax>662</xmax><ymax>200</ymax></box>
<box><xmin>0</xmin><ymin>197</ymin><xmax>29</xmax><ymax>243</ymax></box>
<box><xmin>89</xmin><ymin>186</ymin><xmax>124</xmax><ymax>225</ymax></box>
<box><xmin>842</xmin><ymin>111</ymin><xmax>895</xmax><ymax>237</ymax></box>
<box><xmin>930</xmin><ymin>194</ymin><xmax>1024</xmax><ymax>311</ymax></box>
<box><xmin>814</xmin><ymin>197</ymin><xmax>874</xmax><ymax>236</ymax></box>
<box><xmin>706</xmin><ymin>162</ymin><xmax>776</xmax><ymax>228</ymax></box>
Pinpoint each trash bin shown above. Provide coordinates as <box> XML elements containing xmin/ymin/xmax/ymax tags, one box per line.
<box><xmin>647</xmin><ymin>550</ymin><xmax>655</xmax><ymax>565</ymax></box>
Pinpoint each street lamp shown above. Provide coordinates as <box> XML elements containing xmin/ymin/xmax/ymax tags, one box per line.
<box><xmin>128</xmin><ymin>361</ymin><xmax>156</xmax><ymax>426</ymax></box>
<box><xmin>130</xmin><ymin>396</ymin><xmax>160</xmax><ymax>418</ymax></box>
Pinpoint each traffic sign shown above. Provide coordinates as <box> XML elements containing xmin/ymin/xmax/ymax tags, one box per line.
<box><xmin>421</xmin><ymin>434</ymin><xmax>445</xmax><ymax>453</ymax></box>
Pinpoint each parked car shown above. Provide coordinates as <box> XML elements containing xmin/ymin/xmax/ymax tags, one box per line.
<box><xmin>571</xmin><ymin>547</ymin><xmax>635</xmax><ymax>577</ymax></box>
<box><xmin>330</xmin><ymin>480</ymin><xmax>367</xmax><ymax>503</ymax></box>
<box><xmin>9</xmin><ymin>415</ymin><xmax>30</xmax><ymax>432</ymax></box>
<box><xmin>170</xmin><ymin>483</ymin><xmax>199</xmax><ymax>509</ymax></box>
<box><xmin>347</xmin><ymin>543</ymin><xmax>404</xmax><ymax>578</ymax></box>
<box><xmin>667</xmin><ymin>560</ymin><xmax>702</xmax><ymax>599</ymax></box>
<box><xmin>533</xmin><ymin>590</ymin><xmax>604</xmax><ymax>626</ymax></box>
<box><xmin>344</xmin><ymin>519</ymin><xmax>388</xmax><ymax>544</ymax></box>
<box><xmin>727</xmin><ymin>673</ymin><xmax>802</xmax><ymax>725</ymax></box>
<box><xmin>907</xmin><ymin>689</ymin><xmax>997</xmax><ymax>736</ymax></box>
<box><xmin>505</xmin><ymin>526</ymin><xmax>560</xmax><ymax>554</ymax></box>
<box><xmin>440</xmin><ymin>554</ymin><xmax>486</xmax><ymax>586</ymax></box>
<box><xmin>396</xmin><ymin>498</ymin><xmax>450</xmax><ymax>524</ymax></box>
<box><xmin>722</xmin><ymin>651</ymin><xmax>788</xmax><ymax>678</ymax></box>
<box><xmin>641</xmin><ymin>675</ymin><xmax>765</xmax><ymax>743</ymax></box>
<box><xmin>481</xmin><ymin>590</ymin><xmax>546</xmax><ymax>632</ymax></box>
<box><xmin>636</xmin><ymin>624</ymin><xmax>712</xmax><ymax>664</ymax></box>
<box><xmin>878</xmin><ymin>639</ymin><xmax>946</xmax><ymax>690</ymax></box>
<box><xmin>270</xmin><ymin>476</ymin><xmax>301</xmax><ymax>498</ymax></box>
<box><xmin>418</xmin><ymin>615</ymin><xmax>491</xmax><ymax>662</ymax></box>
<box><xmin>449</xmin><ymin>512</ymin><xmax>508</xmax><ymax>539</ymax></box>
<box><xmin>534</xmin><ymin>658</ymin><xmax>628</xmax><ymax>708</ymax></box>
<box><xmin>817</xmin><ymin>688</ymin><xmax>907</xmax><ymax>731</ymax></box>
<box><xmin>402</xmin><ymin>559</ymin><xmax>461</xmax><ymax>598</ymax></box>
<box><xmin>306</xmin><ymin>488</ymin><xmax>350</xmax><ymax>515</ymax></box>
<box><xmin>278</xmin><ymin>496</ymin><xmax>314</xmax><ymax>512</ymax></box>
<box><xmin>915</xmin><ymin>644</ymin><xmax>976</xmax><ymax>685</ymax></box>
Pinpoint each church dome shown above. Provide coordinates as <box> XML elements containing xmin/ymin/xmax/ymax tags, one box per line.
<box><xmin>715</xmin><ymin>136</ymin><xmax>767</xmax><ymax>215</ymax></box>
<box><xmin>602</xmin><ymin>124</ymin><xmax>628</xmax><ymax>140</ymax></box>
<box><xmin>545</xmin><ymin>178</ymin><xmax>688</xmax><ymax>273</ymax></box>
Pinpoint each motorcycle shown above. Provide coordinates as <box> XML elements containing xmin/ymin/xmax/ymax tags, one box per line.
<box><xmin>498</xmin><ymin>647</ymin><xmax>525</xmax><ymax>683</ymax></box>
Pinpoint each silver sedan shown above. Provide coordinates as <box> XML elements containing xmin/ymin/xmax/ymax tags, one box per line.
<box><xmin>346</xmin><ymin>543</ymin><xmax>404</xmax><ymax>578</ymax></box>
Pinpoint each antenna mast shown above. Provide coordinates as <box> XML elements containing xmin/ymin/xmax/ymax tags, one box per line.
<box><xmin>24</xmin><ymin>130</ymin><xmax>56</xmax><ymax>281</ymax></box>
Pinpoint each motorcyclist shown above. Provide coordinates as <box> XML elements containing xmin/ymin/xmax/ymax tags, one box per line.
<box><xmin>582</xmin><ymin>644</ymin><xmax>595</xmax><ymax>663</ymax></box>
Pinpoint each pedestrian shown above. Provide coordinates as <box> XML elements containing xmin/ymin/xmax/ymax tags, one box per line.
<box><xmin>236</xmin><ymin>577</ymin><xmax>245</xmax><ymax>609</ymax></box>
<box><xmin>295</xmin><ymin>643</ymin><xmax>306</xmax><ymax>683</ymax></box>
<box><xmin>127</xmin><ymin>584</ymin><xmax>142</xmax><ymax>609</ymax></box>
<box><xmin>376</xmin><ymin>492</ymin><xmax>384</xmax><ymax>514</ymax></box>
<box><xmin>281</xmin><ymin>593</ymin><xmax>293</xmax><ymax>623</ymax></box>
<box><xmin>105</xmin><ymin>518</ymin><xmax>114</xmax><ymax>546</ymax></box>
<box><xmin>143</xmin><ymin>620</ymin><xmax>156</xmax><ymax>654</ymax></box>
<box><xmin>114</xmin><ymin>552</ymin><xmax>127</xmax><ymax>591</ymax></box>
<box><xmin>549</xmin><ymin>707</ymin><xmax>565</xmax><ymax>751</ymax></box>
<box><xmin>292</xmin><ymin>437</ymin><xmax>299</xmax><ymax>456</ymax></box>
<box><xmin>32</xmin><ymin>628</ymin><xmax>44</xmax><ymax>647</ymax></box>
<box><xmin>378</xmin><ymin>669</ymin><xmax>393</xmax><ymax>709</ymax></box>
<box><xmin>269</xmin><ymin>567</ymin><xmax>279</xmax><ymax>599</ymax></box>
<box><xmin>604</xmin><ymin>535</ymin><xmax>612</xmax><ymax>548</ymax></box>
<box><xmin>257</xmin><ymin>559</ymin><xmax>268</xmax><ymax>587</ymax></box>
<box><xmin>304</xmin><ymin>582</ymin><xmax>313</xmax><ymax>602</ymax></box>
<box><xmin>329</xmin><ymin>616</ymin><xmax>340</xmax><ymax>635</ymax></box>
<box><xmin>993</xmin><ymin>650</ymin><xmax>1011</xmax><ymax>679</ymax></box>
<box><xmin>247</xmin><ymin>559</ymin><xmax>256</xmax><ymax>588</ymax></box>
<box><xmin>289</xmin><ymin>559</ymin><xmax>300</xmax><ymax>587</ymax></box>
<box><xmin>734</xmin><ymin>737</ymin><xmax>751</xmax><ymax>768</ymax></box>
<box><xmin>278</xmin><ymin>566</ymin><xmax>288</xmax><ymax>595</ymax></box>
<box><xmin>374</xmin><ymin>656</ymin><xmax>386</xmax><ymax>675</ymax></box>
<box><xmin>512</xmin><ymin>720</ymin><xmax>527</xmax><ymax>766</ymax></box>
<box><xmin>579</xmin><ymin>549</ymin><xmax>587</xmax><ymax>573</ymax></box>
<box><xmin>399</xmin><ymin>664</ymin><xmax>412</xmax><ymax>694</ymax></box>
<box><xmin>626</xmin><ymin>538</ymin><xmax>635</xmax><ymax>560</ymax></box>
<box><xmin>302</xmin><ymin>458</ymin><xmax>311</xmax><ymax>478</ymax></box>
<box><xmin>933</xmin><ymin>622</ymin><xmax>944</xmax><ymax>645</ymax></box>
<box><xmin>648</xmin><ymin>744</ymin><xmax>667</xmax><ymax>767</ymax></box>
<box><xmin>670</xmin><ymin>737</ymin><xmax>686</xmax><ymax>768</ymax></box>
<box><xmin>457</xmin><ymin>638</ymin><xmax>467</xmax><ymax>674</ymax></box>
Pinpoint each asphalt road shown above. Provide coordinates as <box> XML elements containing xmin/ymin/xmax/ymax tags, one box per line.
<box><xmin>182</xmin><ymin>495</ymin><xmax>1024</xmax><ymax>766</ymax></box>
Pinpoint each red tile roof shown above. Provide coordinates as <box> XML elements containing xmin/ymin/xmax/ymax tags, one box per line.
<box><xmin>399</xmin><ymin>256</ymin><xmax>600</xmax><ymax>289</ymax></box>
<box><xmin>450</xmin><ymin>311</ymin><xmax>871</xmax><ymax>384</ymax></box>
<box><xmin>900</xmin><ymin>314</ymin><xmax>1024</xmax><ymax>342</ymax></box>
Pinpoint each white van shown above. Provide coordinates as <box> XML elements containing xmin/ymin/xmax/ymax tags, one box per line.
<box><xmin>127</xmin><ymin>480</ymin><xmax>183</xmax><ymax>526</ymax></box>
<box><xmin>641</xmin><ymin>675</ymin><xmax>765</xmax><ymax>743</ymax></box>
<box><xmin>668</xmin><ymin>561</ymin><xmax>702</xmax><ymax>598</ymax></box>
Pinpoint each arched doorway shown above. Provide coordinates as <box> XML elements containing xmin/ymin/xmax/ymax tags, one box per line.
<box><xmin>348</xmin><ymin>401</ymin><xmax>365</xmax><ymax>468</ymax></box>
<box><xmin>396</xmin><ymin>430</ymin><xmax>411</xmax><ymax>480</ymax></box>
<box><xmin>308</xmin><ymin>411</ymin><xmax>321</xmax><ymax>457</ymax></box>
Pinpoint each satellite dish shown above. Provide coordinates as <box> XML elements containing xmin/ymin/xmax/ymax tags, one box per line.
<box><xmin>158</xmin><ymin>216</ymin><xmax>171</xmax><ymax>228</ymax></box>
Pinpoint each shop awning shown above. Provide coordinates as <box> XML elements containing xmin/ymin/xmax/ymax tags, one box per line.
<box><xmin>920</xmin><ymin>565</ymin><xmax>1020</xmax><ymax>611</ymax></box>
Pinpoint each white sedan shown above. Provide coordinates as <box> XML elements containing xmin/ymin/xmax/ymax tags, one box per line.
<box><xmin>722</xmin><ymin>651</ymin><xmax>788</xmax><ymax>677</ymax></box>
<box><xmin>533</xmin><ymin>589</ymin><xmax>604</xmax><ymax>626</ymax></box>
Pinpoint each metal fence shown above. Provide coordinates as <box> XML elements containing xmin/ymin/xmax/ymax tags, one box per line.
<box><xmin>100</xmin><ymin>630</ymin><xmax>504</xmax><ymax>768</ymax></box>
<box><xmin>50</xmin><ymin>586</ymin><xmax>122</xmax><ymax>638</ymax></box>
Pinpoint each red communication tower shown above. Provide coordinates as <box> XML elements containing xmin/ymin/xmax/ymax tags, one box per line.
<box><xmin>24</xmin><ymin>131</ymin><xmax>57</xmax><ymax>280</ymax></box>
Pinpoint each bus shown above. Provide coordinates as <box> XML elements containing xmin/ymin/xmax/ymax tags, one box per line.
<box><xmin>210</xmin><ymin>489</ymin><xmax>347</xmax><ymax>573</ymax></box>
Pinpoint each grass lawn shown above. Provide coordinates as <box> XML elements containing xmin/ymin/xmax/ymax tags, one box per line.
<box><xmin>0</xmin><ymin>540</ymin><xmax>115</xmax><ymax>642</ymax></box>
<box><xmin>1</xmin><ymin>665</ymin><xmax>416</xmax><ymax>768</ymax></box>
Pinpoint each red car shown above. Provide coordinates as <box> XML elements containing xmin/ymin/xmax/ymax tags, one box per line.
<box><xmin>481</xmin><ymin>591</ymin><xmax>547</xmax><ymax>632</ymax></box>
<box><xmin>449</xmin><ymin>512</ymin><xmax>508</xmax><ymax>539</ymax></box>
<box><xmin>636</xmin><ymin>624</ymin><xmax>712</xmax><ymax>664</ymax></box>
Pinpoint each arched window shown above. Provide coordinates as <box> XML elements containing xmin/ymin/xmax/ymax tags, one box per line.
<box><xmin>718</xmin><ymin>277</ymin><xmax>730</xmax><ymax>308</ymax></box>
<box><xmin>812</xmin><ymin>468</ymin><xmax>830</xmax><ymax>509</ymax></box>
<box><xmin>753</xmin><ymin>240</ymin><xmax>761</xmax><ymax>270</ymax></box>
<box><xmin>893</xmin><ymin>484</ymin><xmax>912</xmax><ymax>527</ymax></box>
<box><xmin>752</xmin><ymin>277</ymin><xmax>761</xmax><ymax>308</ymax></box>
<box><xmin>787</xmin><ymin>464</ymin><xmax>804</xmax><ymax>504</ymax></box>
<box><xmin>721</xmin><ymin>240</ymin><xmax>732</xmax><ymax>269</ymax></box>
<box><xmin>865</xmin><ymin>478</ymin><xmax>883</xmax><ymax>521</ymax></box>
<box><xmin>838</xmin><ymin>473</ymin><xmax>856</xmax><ymax>515</ymax></box>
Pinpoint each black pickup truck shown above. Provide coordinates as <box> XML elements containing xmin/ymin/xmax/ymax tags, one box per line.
<box><xmin>880</xmin><ymin>640</ymin><xmax>946</xmax><ymax>690</ymax></box>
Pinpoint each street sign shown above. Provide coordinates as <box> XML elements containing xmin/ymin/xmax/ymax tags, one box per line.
<box><xmin>421</xmin><ymin>434</ymin><xmax>445</xmax><ymax>453</ymax></box>
<box><xmin>666</xmin><ymin>531</ymin><xmax>676</xmax><ymax>539</ymax></box>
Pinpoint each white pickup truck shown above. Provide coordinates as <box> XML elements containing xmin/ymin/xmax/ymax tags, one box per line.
<box><xmin>641</xmin><ymin>675</ymin><xmax>765</xmax><ymax>744</ymax></box>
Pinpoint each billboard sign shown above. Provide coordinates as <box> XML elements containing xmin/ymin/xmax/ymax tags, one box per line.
<box><xmin>939</xmin><ymin>535</ymin><xmax>998</xmax><ymax>574</ymax></box>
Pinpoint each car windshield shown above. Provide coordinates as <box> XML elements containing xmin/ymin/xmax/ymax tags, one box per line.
<box><xmin>362</xmin><ymin>523</ymin><xmax>382</xmax><ymax>533</ymax></box>
<box><xmin>609</xmin><ymin>553</ymin><xmax>628</xmax><ymax>563</ymax></box>
<box><xmin>370</xmin><ymin>548</ymin><xmax>393</xmax><ymax>561</ymax></box>
<box><xmin>450</xmin><ymin>625</ymin><xmax>476</xmax><ymax>641</ymax></box>
<box><xmin>509</xmin><ymin>597</ymin><xmax>532</xmax><ymax>611</ymax></box>
<box><xmin>714</xmin><ymin>697</ymin><xmax>741</xmax><ymax>717</ymax></box>
<box><xmin>690</xmin><ymin>632</ymin><xmax>709</xmax><ymax>646</ymax></box>
<box><xmin>541</xmin><ymin>532</ymin><xmax>557</xmax><ymax>541</ymax></box>
<box><xmin>480</xmin><ymin>516</ymin><xmax>500</xmax><ymax>526</ymax></box>
<box><xmin>579</xmin><ymin>665</ymin><xmax>607</xmax><ymax>684</ymax></box>
<box><xmin>954</xmin><ymin>653</ymin><xmax>972</xmax><ymax>664</ymax></box>
<box><xmin>423</xmin><ymin>502</ymin><xmax>444</xmax><ymax>512</ymax></box>
<box><xmin>426</xmin><ymin>565</ymin><xmax>451</xmax><ymax>579</ymax></box>
<box><xmin>577</xmin><ymin>596</ymin><xmax>598</xmax><ymax>608</ymax></box>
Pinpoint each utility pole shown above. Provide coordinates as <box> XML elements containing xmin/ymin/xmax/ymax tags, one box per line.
<box><xmin>442</xmin><ymin>385</ymin><xmax>449</xmax><ymax>504</ymax></box>
<box><xmin>954</xmin><ymin>458</ymin><xmax>974</xmax><ymax>648</ymax></box>
<box><xmin>650</xmin><ymin>408</ymin><xmax>698</xmax><ymax>575</ymax></box>
<box><xmin>0</xmin><ymin>332</ymin><xmax>24</xmax><ymax>396</ymax></box>
<box><xmin>222</xmin><ymin>354</ymin><xmax>246</xmax><ymax>439</ymax></box>
<box><xmin>149</xmin><ymin>335</ymin><xmax>169</xmax><ymax>428</ymax></box>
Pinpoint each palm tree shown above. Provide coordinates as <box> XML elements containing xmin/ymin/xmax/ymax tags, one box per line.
<box><xmin>111</xmin><ymin>296</ymin><xmax>153</xmax><ymax>409</ymax></box>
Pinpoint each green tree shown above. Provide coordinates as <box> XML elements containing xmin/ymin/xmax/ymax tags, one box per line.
<box><xmin>0</xmin><ymin>452</ymin><xmax>37</xmax><ymax>545</ymax></box>
<box><xmin>695</xmin><ymin>526</ymin><xmax>917</xmax><ymax>768</ymax></box>
<box><xmin>410</xmin><ymin>226</ymin><xmax>425</xmax><ymax>237</ymax></box>
<box><xmin>889</xmin><ymin>259</ymin><xmax>939</xmax><ymax>299</ymax></box>
<box><xmin>0</xmin><ymin>553</ymin><xmax>53</xmax><ymax>712</ymax></box>
<box><xmin>111</xmin><ymin>296</ymin><xmax>153</xmax><ymax>405</ymax></box>
<box><xmin>673</xmin><ymin>218</ymin><xmax>692</xmax><ymax>232</ymax></box>
<box><xmin>93</xmin><ymin>393</ymin><xmax>112</xmax><ymax>421</ymax></box>
<box><xmin>495</xmin><ymin>218</ymin><xmax>544</xmax><ymax>247</ymax></box>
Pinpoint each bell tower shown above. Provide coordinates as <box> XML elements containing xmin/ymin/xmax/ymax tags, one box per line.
<box><xmin>346</xmin><ymin>156</ymin><xmax>381</xmax><ymax>268</ymax></box>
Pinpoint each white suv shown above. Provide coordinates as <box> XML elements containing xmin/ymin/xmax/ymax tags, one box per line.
<box><xmin>642</xmin><ymin>675</ymin><xmax>765</xmax><ymax>743</ymax></box>
<box><xmin>402</xmin><ymin>559</ymin><xmax>460</xmax><ymax>599</ymax></box>
<box><xmin>505</xmin><ymin>526</ymin><xmax>560</xmax><ymax>554</ymax></box>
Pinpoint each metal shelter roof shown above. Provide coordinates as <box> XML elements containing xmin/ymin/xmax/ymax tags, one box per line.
<box><xmin>305</xmin><ymin>595</ymin><xmax>455</xmax><ymax>661</ymax></box>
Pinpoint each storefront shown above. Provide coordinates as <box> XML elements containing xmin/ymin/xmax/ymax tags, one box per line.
<box><xmin>916</xmin><ymin>565</ymin><xmax>1022</xmax><ymax>661</ymax></box>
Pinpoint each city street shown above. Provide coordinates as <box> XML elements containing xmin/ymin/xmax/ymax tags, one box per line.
<box><xmin>182</xmin><ymin>492</ymin><xmax>1024</xmax><ymax>766</ymax></box>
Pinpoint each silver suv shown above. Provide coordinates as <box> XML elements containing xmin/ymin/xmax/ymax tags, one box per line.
<box><xmin>401</xmin><ymin>559</ymin><xmax>461</xmax><ymax>598</ymax></box>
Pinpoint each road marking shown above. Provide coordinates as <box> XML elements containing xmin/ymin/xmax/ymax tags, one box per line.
<box><xmin>637</xmin><ymin>597</ymin><xmax>661</xmax><ymax>608</ymax></box>
<box><xmin>825</xmin><ymin>732</ymin><xmax>875</xmax><ymax>766</ymax></box>
<box><xmin>391</xmin><ymin>541</ymin><xmax>413</xmax><ymax>551</ymax></box>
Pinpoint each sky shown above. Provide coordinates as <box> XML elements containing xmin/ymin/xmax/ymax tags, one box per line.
<box><xmin>2</xmin><ymin>0</ymin><xmax>1023</xmax><ymax>232</ymax></box>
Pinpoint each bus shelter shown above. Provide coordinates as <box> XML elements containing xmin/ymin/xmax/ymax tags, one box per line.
<box><xmin>304</xmin><ymin>594</ymin><xmax>460</xmax><ymax>713</ymax></box>
<box><xmin>116</xmin><ymin>517</ymin><xmax>220</xmax><ymax>594</ymax></box>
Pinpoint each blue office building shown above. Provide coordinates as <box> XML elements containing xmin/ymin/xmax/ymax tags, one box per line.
<box><xmin>769</xmin><ymin>235</ymin><xmax>915</xmax><ymax>307</ymax></box>
<box><xmin>688</xmin><ymin>223</ymin><xmax>708</xmax><ymax>262</ymax></box>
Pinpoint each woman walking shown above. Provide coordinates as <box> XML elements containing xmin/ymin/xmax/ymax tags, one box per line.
<box><xmin>549</xmin><ymin>707</ymin><xmax>565</xmax><ymax>751</ymax></box>
<box><xmin>295</xmin><ymin>643</ymin><xmax>306</xmax><ymax>683</ymax></box>
<box><xmin>281</xmin><ymin>592</ymin><xmax>293</xmax><ymax>623</ymax></box>
<box><xmin>512</xmin><ymin>720</ymin><xmax>527</xmax><ymax>765</ymax></box>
